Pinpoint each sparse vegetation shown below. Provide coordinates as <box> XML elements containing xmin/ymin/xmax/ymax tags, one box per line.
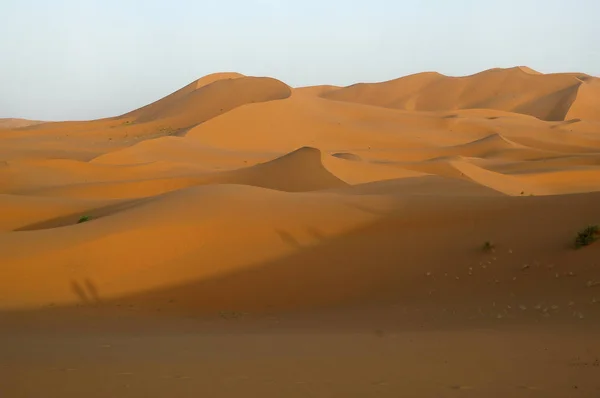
<box><xmin>77</xmin><ymin>215</ymin><xmax>91</xmax><ymax>224</ymax></box>
<box><xmin>575</xmin><ymin>225</ymin><xmax>599</xmax><ymax>249</ymax></box>
<box><xmin>483</xmin><ymin>241</ymin><xmax>495</xmax><ymax>252</ymax></box>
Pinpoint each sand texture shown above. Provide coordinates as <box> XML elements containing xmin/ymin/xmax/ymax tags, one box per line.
<box><xmin>2</xmin><ymin>68</ymin><xmax>600</xmax><ymax>397</ymax></box>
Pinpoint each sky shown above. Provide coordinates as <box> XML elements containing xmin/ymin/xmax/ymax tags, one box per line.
<box><xmin>1</xmin><ymin>0</ymin><xmax>599</xmax><ymax>121</ymax></box>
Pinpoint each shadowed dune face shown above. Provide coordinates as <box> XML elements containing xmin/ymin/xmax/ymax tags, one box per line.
<box><xmin>129</xmin><ymin>76</ymin><xmax>292</xmax><ymax>127</ymax></box>
<box><xmin>118</xmin><ymin>72</ymin><xmax>246</xmax><ymax>120</ymax></box>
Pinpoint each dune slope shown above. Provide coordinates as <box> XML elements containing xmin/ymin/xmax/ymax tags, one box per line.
<box><xmin>322</xmin><ymin>67</ymin><xmax>600</xmax><ymax>121</ymax></box>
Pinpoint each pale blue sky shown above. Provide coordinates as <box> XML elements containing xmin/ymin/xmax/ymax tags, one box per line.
<box><xmin>1</xmin><ymin>0</ymin><xmax>598</xmax><ymax>121</ymax></box>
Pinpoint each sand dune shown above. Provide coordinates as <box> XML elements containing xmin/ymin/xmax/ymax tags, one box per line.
<box><xmin>0</xmin><ymin>184</ymin><xmax>393</xmax><ymax>310</ymax></box>
<box><xmin>0</xmin><ymin>74</ymin><xmax>291</xmax><ymax>157</ymax></box>
<box><xmin>2</xmin><ymin>181</ymin><xmax>600</xmax><ymax>311</ymax></box>
<box><xmin>3</xmin><ymin>67</ymin><xmax>600</xmax><ymax>397</ymax></box>
<box><xmin>90</xmin><ymin>135</ymin><xmax>276</xmax><ymax>169</ymax></box>
<box><xmin>185</xmin><ymin>93</ymin><xmax>490</xmax><ymax>154</ymax></box>
<box><xmin>118</xmin><ymin>72</ymin><xmax>244</xmax><ymax>121</ymax></box>
<box><xmin>16</xmin><ymin>146</ymin><xmax>347</xmax><ymax>199</ymax></box>
<box><xmin>213</xmin><ymin>146</ymin><xmax>349</xmax><ymax>192</ymax></box>
<box><xmin>322</xmin><ymin>67</ymin><xmax>600</xmax><ymax>121</ymax></box>
<box><xmin>125</xmin><ymin>75</ymin><xmax>292</xmax><ymax>128</ymax></box>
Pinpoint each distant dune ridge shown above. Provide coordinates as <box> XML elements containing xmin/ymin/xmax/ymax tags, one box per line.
<box><xmin>321</xmin><ymin>66</ymin><xmax>600</xmax><ymax>121</ymax></box>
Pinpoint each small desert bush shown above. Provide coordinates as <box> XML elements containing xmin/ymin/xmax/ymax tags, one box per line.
<box><xmin>77</xmin><ymin>215</ymin><xmax>91</xmax><ymax>224</ymax></box>
<box><xmin>482</xmin><ymin>241</ymin><xmax>495</xmax><ymax>252</ymax></box>
<box><xmin>575</xmin><ymin>225</ymin><xmax>599</xmax><ymax>248</ymax></box>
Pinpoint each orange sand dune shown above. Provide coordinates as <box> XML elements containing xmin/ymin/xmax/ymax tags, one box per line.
<box><xmin>322</xmin><ymin>67</ymin><xmax>600</xmax><ymax>121</ymax></box>
<box><xmin>17</xmin><ymin>147</ymin><xmax>346</xmax><ymax>199</ymax></box>
<box><xmin>90</xmin><ymin>136</ymin><xmax>276</xmax><ymax>169</ymax></box>
<box><xmin>2</xmin><ymin>182</ymin><xmax>599</xmax><ymax>312</ymax></box>
<box><xmin>185</xmin><ymin>93</ymin><xmax>491</xmax><ymax>154</ymax></box>
<box><xmin>0</xmin><ymin>74</ymin><xmax>291</xmax><ymax>156</ymax></box>
<box><xmin>125</xmin><ymin>75</ymin><xmax>291</xmax><ymax>128</ymax></box>
<box><xmin>1</xmin><ymin>157</ymin><xmax>206</xmax><ymax>193</ymax></box>
<box><xmin>3</xmin><ymin>67</ymin><xmax>600</xmax><ymax>398</ymax></box>
<box><xmin>488</xmin><ymin>153</ymin><xmax>600</xmax><ymax>174</ymax></box>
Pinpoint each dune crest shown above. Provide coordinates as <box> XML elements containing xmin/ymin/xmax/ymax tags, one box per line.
<box><xmin>322</xmin><ymin>67</ymin><xmax>600</xmax><ymax>121</ymax></box>
<box><xmin>216</xmin><ymin>146</ymin><xmax>349</xmax><ymax>192</ymax></box>
<box><xmin>124</xmin><ymin>76</ymin><xmax>292</xmax><ymax>129</ymax></box>
<box><xmin>120</xmin><ymin>72</ymin><xmax>245</xmax><ymax>120</ymax></box>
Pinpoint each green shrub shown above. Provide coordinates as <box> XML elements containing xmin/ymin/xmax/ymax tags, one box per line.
<box><xmin>575</xmin><ymin>225</ymin><xmax>599</xmax><ymax>248</ymax></box>
<box><xmin>483</xmin><ymin>241</ymin><xmax>495</xmax><ymax>252</ymax></box>
<box><xmin>77</xmin><ymin>215</ymin><xmax>91</xmax><ymax>224</ymax></box>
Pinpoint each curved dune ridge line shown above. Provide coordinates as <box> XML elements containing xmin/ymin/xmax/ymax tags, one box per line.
<box><xmin>19</xmin><ymin>147</ymin><xmax>348</xmax><ymax>199</ymax></box>
<box><xmin>1</xmin><ymin>66</ymin><xmax>600</xmax><ymax>315</ymax></box>
<box><xmin>448</xmin><ymin>160</ymin><xmax>548</xmax><ymax>196</ymax></box>
<box><xmin>0</xmin><ymin>194</ymin><xmax>142</xmax><ymax>232</ymax></box>
<box><xmin>322</xmin><ymin>66</ymin><xmax>600</xmax><ymax>121</ymax></box>
<box><xmin>213</xmin><ymin>146</ymin><xmax>349</xmax><ymax>192</ymax></box>
<box><xmin>452</xmin><ymin>159</ymin><xmax>600</xmax><ymax>196</ymax></box>
<box><xmin>442</xmin><ymin>133</ymin><xmax>524</xmax><ymax>156</ymax></box>
<box><xmin>185</xmin><ymin>92</ymin><xmax>496</xmax><ymax>154</ymax></box>
<box><xmin>89</xmin><ymin>135</ymin><xmax>276</xmax><ymax>169</ymax></box>
<box><xmin>124</xmin><ymin>75</ymin><xmax>293</xmax><ymax>128</ymax></box>
<box><xmin>516</xmin><ymin>66</ymin><xmax>542</xmax><ymax>75</ymax></box>
<box><xmin>0</xmin><ymin>184</ymin><xmax>400</xmax><ymax>310</ymax></box>
<box><xmin>322</xmin><ymin>153</ymin><xmax>427</xmax><ymax>185</ymax></box>
<box><xmin>0</xmin><ymin>156</ymin><xmax>214</xmax><ymax>195</ymax></box>
<box><xmin>0</xmin><ymin>73</ymin><xmax>292</xmax><ymax>152</ymax></box>
<box><xmin>119</xmin><ymin>72</ymin><xmax>245</xmax><ymax>121</ymax></box>
<box><xmin>516</xmin><ymin>168</ymin><xmax>600</xmax><ymax>195</ymax></box>
<box><xmin>3</xmin><ymin>182</ymin><xmax>600</xmax><ymax>312</ymax></box>
<box><xmin>564</xmin><ymin>77</ymin><xmax>600</xmax><ymax>121</ymax></box>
